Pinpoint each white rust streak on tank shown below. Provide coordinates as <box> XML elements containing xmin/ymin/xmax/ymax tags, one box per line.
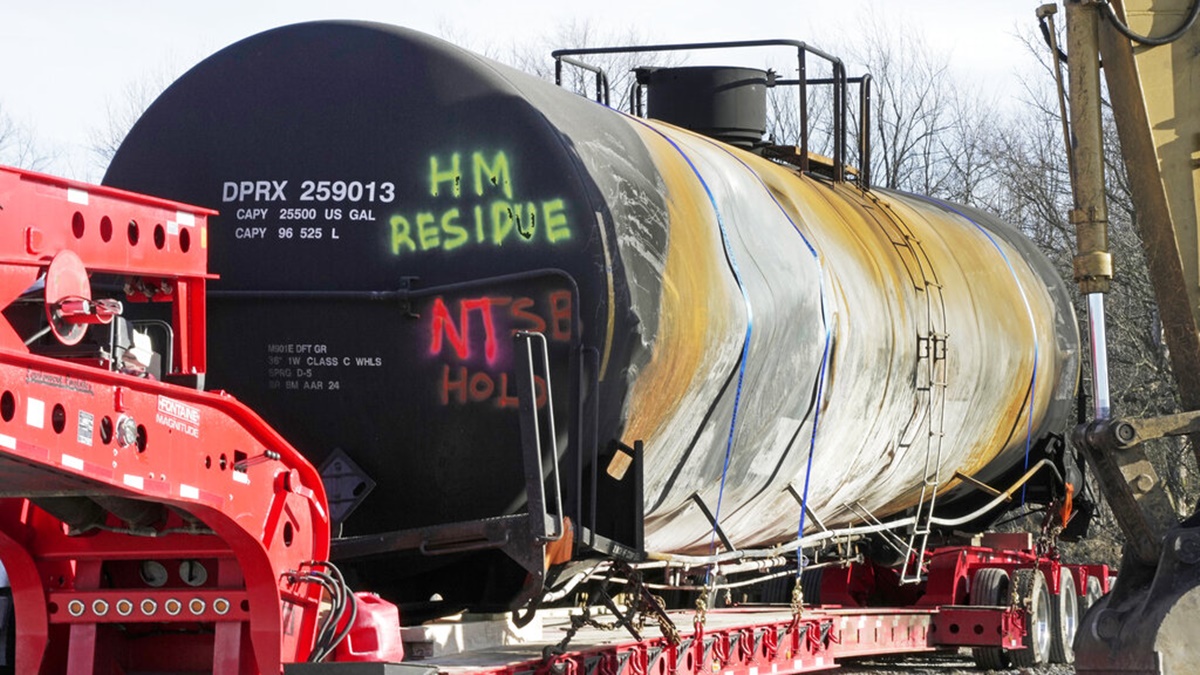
<box><xmin>614</xmin><ymin>119</ymin><xmax>1075</xmax><ymax>552</ymax></box>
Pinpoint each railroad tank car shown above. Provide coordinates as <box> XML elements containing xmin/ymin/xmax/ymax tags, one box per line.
<box><xmin>103</xmin><ymin>21</ymin><xmax>1079</xmax><ymax>610</ymax></box>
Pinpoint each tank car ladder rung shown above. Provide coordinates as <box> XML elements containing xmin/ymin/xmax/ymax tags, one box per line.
<box><xmin>868</xmin><ymin>198</ymin><xmax>950</xmax><ymax>582</ymax></box>
<box><xmin>866</xmin><ymin>207</ymin><xmax>929</xmax><ymax>291</ymax></box>
<box><xmin>896</xmin><ymin>209</ymin><xmax>950</xmax><ymax>585</ymax></box>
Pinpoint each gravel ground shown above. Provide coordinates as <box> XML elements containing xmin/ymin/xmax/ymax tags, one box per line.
<box><xmin>834</xmin><ymin>650</ymin><xmax>1074</xmax><ymax>674</ymax></box>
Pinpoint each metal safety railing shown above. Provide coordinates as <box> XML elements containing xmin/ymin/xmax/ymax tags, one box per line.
<box><xmin>514</xmin><ymin>330</ymin><xmax>565</xmax><ymax>544</ymax></box>
<box><xmin>551</xmin><ymin>39</ymin><xmax>872</xmax><ymax>188</ymax></box>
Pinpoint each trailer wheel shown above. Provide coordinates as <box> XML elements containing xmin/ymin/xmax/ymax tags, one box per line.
<box><xmin>1050</xmin><ymin>567</ymin><xmax>1078</xmax><ymax>663</ymax></box>
<box><xmin>1081</xmin><ymin>574</ymin><xmax>1104</xmax><ymax>614</ymax></box>
<box><xmin>970</xmin><ymin>567</ymin><xmax>1011</xmax><ymax>670</ymax></box>
<box><xmin>1011</xmin><ymin>568</ymin><xmax>1052</xmax><ymax>667</ymax></box>
<box><xmin>0</xmin><ymin>587</ymin><xmax>10</xmax><ymax>675</ymax></box>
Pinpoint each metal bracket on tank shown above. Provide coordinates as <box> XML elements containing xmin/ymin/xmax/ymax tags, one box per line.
<box><xmin>514</xmin><ymin>331</ymin><xmax>565</xmax><ymax>543</ymax></box>
<box><xmin>331</xmin><ymin>333</ymin><xmax>568</xmax><ymax>612</ymax></box>
<box><xmin>690</xmin><ymin>492</ymin><xmax>737</xmax><ymax>553</ymax></box>
<box><xmin>784</xmin><ymin>482</ymin><xmax>830</xmax><ymax>534</ymax></box>
<box><xmin>569</xmin><ymin>346</ymin><xmax>647</xmax><ymax>562</ymax></box>
<box><xmin>397</xmin><ymin>276</ymin><xmax>420</xmax><ymax>319</ymax></box>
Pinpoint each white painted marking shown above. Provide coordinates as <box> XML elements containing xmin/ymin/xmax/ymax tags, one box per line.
<box><xmin>61</xmin><ymin>454</ymin><xmax>84</xmax><ymax>471</ymax></box>
<box><xmin>0</xmin><ymin>434</ymin><xmax>15</xmax><ymax>450</ymax></box>
<box><xmin>232</xmin><ymin>471</ymin><xmax>250</xmax><ymax>485</ymax></box>
<box><xmin>67</xmin><ymin>188</ymin><xmax>89</xmax><ymax>205</ymax></box>
<box><xmin>815</xmin><ymin>657</ymin><xmax>824</xmax><ymax>666</ymax></box>
<box><xmin>123</xmin><ymin>474</ymin><xmax>144</xmax><ymax>490</ymax></box>
<box><xmin>792</xmin><ymin>661</ymin><xmax>800</xmax><ymax>671</ymax></box>
<box><xmin>749</xmin><ymin>667</ymin><xmax>758</xmax><ymax>675</ymax></box>
<box><xmin>176</xmin><ymin>211</ymin><xmax>194</xmax><ymax>226</ymax></box>
<box><xmin>180</xmin><ymin>484</ymin><xmax>199</xmax><ymax>500</ymax></box>
<box><xmin>76</xmin><ymin>410</ymin><xmax>94</xmax><ymax>446</ymax></box>
<box><xmin>26</xmin><ymin>398</ymin><xmax>44</xmax><ymax>429</ymax></box>
<box><xmin>167</xmin><ymin>221</ymin><xmax>179</xmax><ymax>236</ymax></box>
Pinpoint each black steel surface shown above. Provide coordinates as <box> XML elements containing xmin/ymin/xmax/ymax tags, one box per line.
<box><xmin>645</xmin><ymin>67</ymin><xmax>769</xmax><ymax>148</ymax></box>
<box><xmin>104</xmin><ymin>21</ymin><xmax>656</xmax><ymax>607</ymax></box>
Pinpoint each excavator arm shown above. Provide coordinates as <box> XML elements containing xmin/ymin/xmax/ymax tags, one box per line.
<box><xmin>1057</xmin><ymin>0</ymin><xmax>1200</xmax><ymax>671</ymax></box>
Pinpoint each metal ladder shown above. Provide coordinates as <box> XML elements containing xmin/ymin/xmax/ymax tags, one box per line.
<box><xmin>864</xmin><ymin>194</ymin><xmax>948</xmax><ymax>583</ymax></box>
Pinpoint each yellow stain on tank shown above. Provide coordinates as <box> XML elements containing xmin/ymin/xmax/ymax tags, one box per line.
<box><xmin>620</xmin><ymin>122</ymin><xmax>741</xmax><ymax>450</ymax></box>
<box><xmin>734</xmin><ymin>150</ymin><xmax>1060</xmax><ymax>518</ymax></box>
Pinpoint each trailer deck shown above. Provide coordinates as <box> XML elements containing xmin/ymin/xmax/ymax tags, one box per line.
<box><xmin>388</xmin><ymin>603</ymin><xmax>1019</xmax><ymax>675</ymax></box>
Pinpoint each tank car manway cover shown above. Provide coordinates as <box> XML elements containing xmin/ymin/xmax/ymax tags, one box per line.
<box><xmin>319</xmin><ymin>448</ymin><xmax>376</xmax><ymax>524</ymax></box>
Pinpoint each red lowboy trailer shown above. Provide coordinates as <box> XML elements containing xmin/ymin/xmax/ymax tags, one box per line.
<box><xmin>0</xmin><ymin>166</ymin><xmax>1108</xmax><ymax>675</ymax></box>
<box><xmin>0</xmin><ymin>166</ymin><xmax>334</xmax><ymax>673</ymax></box>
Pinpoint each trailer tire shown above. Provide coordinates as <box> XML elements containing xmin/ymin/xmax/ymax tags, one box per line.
<box><xmin>0</xmin><ymin>588</ymin><xmax>10</xmax><ymax>675</ymax></box>
<box><xmin>1010</xmin><ymin>568</ymin><xmax>1052</xmax><ymax>667</ymax></box>
<box><xmin>1081</xmin><ymin>574</ymin><xmax>1104</xmax><ymax>614</ymax></box>
<box><xmin>970</xmin><ymin>567</ymin><xmax>1011</xmax><ymax>670</ymax></box>
<box><xmin>1050</xmin><ymin>566</ymin><xmax>1077</xmax><ymax>663</ymax></box>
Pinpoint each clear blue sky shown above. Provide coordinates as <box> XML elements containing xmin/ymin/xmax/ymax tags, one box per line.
<box><xmin>2</xmin><ymin>1</ymin><xmax>1045</xmax><ymax>181</ymax></box>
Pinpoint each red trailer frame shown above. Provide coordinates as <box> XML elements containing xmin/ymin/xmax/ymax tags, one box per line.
<box><xmin>0</xmin><ymin>166</ymin><xmax>331</xmax><ymax>674</ymax></box>
<box><xmin>0</xmin><ymin>166</ymin><xmax>1111</xmax><ymax>674</ymax></box>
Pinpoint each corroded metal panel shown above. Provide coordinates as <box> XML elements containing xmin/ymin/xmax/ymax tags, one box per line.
<box><xmin>618</xmin><ymin>124</ymin><xmax>1077</xmax><ymax>552</ymax></box>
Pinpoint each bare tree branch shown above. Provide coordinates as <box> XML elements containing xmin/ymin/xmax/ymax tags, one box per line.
<box><xmin>503</xmin><ymin>19</ymin><xmax>682</xmax><ymax>113</ymax></box>
<box><xmin>0</xmin><ymin>101</ymin><xmax>52</xmax><ymax>171</ymax></box>
<box><xmin>88</xmin><ymin>65</ymin><xmax>177</xmax><ymax>174</ymax></box>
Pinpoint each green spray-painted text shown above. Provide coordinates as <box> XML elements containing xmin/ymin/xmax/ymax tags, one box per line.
<box><xmin>389</xmin><ymin>150</ymin><xmax>571</xmax><ymax>255</ymax></box>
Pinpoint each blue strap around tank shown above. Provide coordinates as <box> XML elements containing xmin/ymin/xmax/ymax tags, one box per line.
<box><xmin>899</xmin><ymin>192</ymin><xmax>1041</xmax><ymax>505</ymax></box>
<box><xmin>638</xmin><ymin>118</ymin><xmax>834</xmax><ymax>576</ymax></box>
<box><xmin>627</xmin><ymin>118</ymin><xmax>754</xmax><ymax>566</ymax></box>
<box><xmin>703</xmin><ymin>142</ymin><xmax>832</xmax><ymax>580</ymax></box>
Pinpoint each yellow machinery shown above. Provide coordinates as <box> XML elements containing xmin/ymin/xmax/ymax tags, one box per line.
<box><xmin>1058</xmin><ymin>0</ymin><xmax>1200</xmax><ymax>671</ymax></box>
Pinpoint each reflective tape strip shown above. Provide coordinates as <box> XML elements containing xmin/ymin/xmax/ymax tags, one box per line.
<box><xmin>26</xmin><ymin>398</ymin><xmax>43</xmax><ymax>429</ymax></box>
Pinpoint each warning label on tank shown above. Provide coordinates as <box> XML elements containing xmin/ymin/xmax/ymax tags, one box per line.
<box><xmin>156</xmin><ymin>395</ymin><xmax>200</xmax><ymax>438</ymax></box>
<box><xmin>318</xmin><ymin>448</ymin><xmax>376</xmax><ymax>524</ymax></box>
